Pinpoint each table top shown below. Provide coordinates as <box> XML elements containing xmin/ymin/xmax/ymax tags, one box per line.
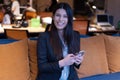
<box><xmin>89</xmin><ymin>24</ymin><xmax>117</xmax><ymax>32</ymax></box>
<box><xmin>0</xmin><ymin>24</ymin><xmax>45</xmax><ymax>34</ymax></box>
<box><xmin>88</xmin><ymin>24</ymin><xmax>120</xmax><ymax>35</ymax></box>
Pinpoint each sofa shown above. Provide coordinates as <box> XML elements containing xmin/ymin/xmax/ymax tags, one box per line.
<box><xmin>0</xmin><ymin>34</ymin><xmax>120</xmax><ymax>80</ymax></box>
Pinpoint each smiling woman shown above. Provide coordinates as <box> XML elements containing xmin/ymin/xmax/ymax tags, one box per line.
<box><xmin>53</xmin><ymin>8</ymin><xmax>68</xmax><ymax>30</ymax></box>
<box><xmin>37</xmin><ymin>2</ymin><xmax>83</xmax><ymax>80</ymax></box>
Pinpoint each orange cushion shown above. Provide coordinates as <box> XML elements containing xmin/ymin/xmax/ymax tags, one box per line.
<box><xmin>73</xmin><ymin>20</ymin><xmax>88</xmax><ymax>35</ymax></box>
<box><xmin>0</xmin><ymin>11</ymin><xmax>4</xmax><ymax>22</ymax></box>
<box><xmin>0</xmin><ymin>39</ymin><xmax>31</xmax><ymax>80</ymax></box>
<box><xmin>25</xmin><ymin>11</ymin><xmax>37</xmax><ymax>20</ymax></box>
<box><xmin>76</xmin><ymin>35</ymin><xmax>109</xmax><ymax>78</ymax></box>
<box><xmin>104</xmin><ymin>35</ymin><xmax>120</xmax><ymax>72</ymax></box>
<box><xmin>28</xmin><ymin>40</ymin><xmax>38</xmax><ymax>80</ymax></box>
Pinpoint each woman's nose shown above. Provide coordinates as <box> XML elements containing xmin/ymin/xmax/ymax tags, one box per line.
<box><xmin>59</xmin><ymin>16</ymin><xmax>63</xmax><ymax>21</ymax></box>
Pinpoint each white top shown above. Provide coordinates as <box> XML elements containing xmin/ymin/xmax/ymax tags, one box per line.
<box><xmin>26</xmin><ymin>7</ymin><xmax>36</xmax><ymax>12</ymax></box>
<box><xmin>59</xmin><ymin>45</ymin><xmax>69</xmax><ymax>80</ymax></box>
<box><xmin>59</xmin><ymin>36</ymin><xmax>69</xmax><ymax>80</ymax></box>
<box><xmin>11</xmin><ymin>0</ymin><xmax>20</xmax><ymax>16</ymax></box>
<box><xmin>2</xmin><ymin>14</ymin><xmax>11</xmax><ymax>24</ymax></box>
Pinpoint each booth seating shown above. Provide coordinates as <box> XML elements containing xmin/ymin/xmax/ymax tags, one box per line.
<box><xmin>0</xmin><ymin>34</ymin><xmax>120</xmax><ymax>80</ymax></box>
<box><xmin>25</xmin><ymin>11</ymin><xmax>37</xmax><ymax>20</ymax></box>
<box><xmin>4</xmin><ymin>29</ymin><xmax>29</xmax><ymax>40</ymax></box>
<box><xmin>73</xmin><ymin>20</ymin><xmax>89</xmax><ymax>35</ymax></box>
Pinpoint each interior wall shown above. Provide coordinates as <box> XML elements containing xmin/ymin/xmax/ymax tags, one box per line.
<box><xmin>15</xmin><ymin>0</ymin><xmax>27</xmax><ymax>6</ymax></box>
<box><xmin>106</xmin><ymin>0</ymin><xmax>120</xmax><ymax>27</ymax></box>
<box><xmin>34</xmin><ymin>0</ymin><xmax>73</xmax><ymax>12</ymax></box>
<box><xmin>19</xmin><ymin>0</ymin><xmax>47</xmax><ymax>12</ymax></box>
<box><xmin>58</xmin><ymin>0</ymin><xmax>73</xmax><ymax>9</ymax></box>
<box><xmin>94</xmin><ymin>0</ymin><xmax>105</xmax><ymax>10</ymax></box>
<box><xmin>35</xmin><ymin>0</ymin><xmax>50</xmax><ymax>12</ymax></box>
<box><xmin>18</xmin><ymin>0</ymin><xmax>120</xmax><ymax>27</ymax></box>
<box><xmin>18</xmin><ymin>0</ymin><xmax>73</xmax><ymax>12</ymax></box>
<box><xmin>3</xmin><ymin>0</ymin><xmax>27</xmax><ymax>6</ymax></box>
<box><xmin>3</xmin><ymin>0</ymin><xmax>10</xmax><ymax>5</ymax></box>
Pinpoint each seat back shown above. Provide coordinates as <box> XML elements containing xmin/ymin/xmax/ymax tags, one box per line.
<box><xmin>4</xmin><ymin>29</ymin><xmax>29</xmax><ymax>40</ymax></box>
<box><xmin>25</xmin><ymin>11</ymin><xmax>37</xmax><ymax>20</ymax></box>
<box><xmin>73</xmin><ymin>20</ymin><xmax>89</xmax><ymax>35</ymax></box>
<box><xmin>39</xmin><ymin>12</ymin><xmax>52</xmax><ymax>18</ymax></box>
<box><xmin>0</xmin><ymin>11</ymin><xmax>4</xmax><ymax>23</ymax></box>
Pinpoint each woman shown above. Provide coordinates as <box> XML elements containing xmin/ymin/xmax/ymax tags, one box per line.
<box><xmin>37</xmin><ymin>2</ymin><xmax>84</xmax><ymax>80</ymax></box>
<box><xmin>2</xmin><ymin>5</ymin><xmax>12</xmax><ymax>24</ymax></box>
<box><xmin>11</xmin><ymin>0</ymin><xmax>20</xmax><ymax>16</ymax></box>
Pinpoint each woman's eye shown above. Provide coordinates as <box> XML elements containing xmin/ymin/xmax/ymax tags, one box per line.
<box><xmin>55</xmin><ymin>14</ymin><xmax>68</xmax><ymax>18</ymax></box>
<box><xmin>64</xmin><ymin>15</ymin><xmax>68</xmax><ymax>18</ymax></box>
<box><xmin>55</xmin><ymin>14</ymin><xmax>60</xmax><ymax>17</ymax></box>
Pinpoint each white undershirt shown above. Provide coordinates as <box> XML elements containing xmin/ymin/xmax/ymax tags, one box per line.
<box><xmin>2</xmin><ymin>14</ymin><xmax>11</xmax><ymax>24</ymax></box>
<box><xmin>59</xmin><ymin>36</ymin><xmax>70</xmax><ymax>80</ymax></box>
<box><xmin>11</xmin><ymin>0</ymin><xmax>20</xmax><ymax>16</ymax></box>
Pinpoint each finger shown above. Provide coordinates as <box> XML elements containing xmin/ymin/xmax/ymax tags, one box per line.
<box><xmin>75</xmin><ymin>57</ymin><xmax>83</xmax><ymax>63</ymax></box>
<box><xmin>75</xmin><ymin>61</ymin><xmax>80</xmax><ymax>65</ymax></box>
<box><xmin>68</xmin><ymin>54</ymin><xmax>75</xmax><ymax>57</ymax></box>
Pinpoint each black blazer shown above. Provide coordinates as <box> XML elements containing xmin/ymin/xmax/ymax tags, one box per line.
<box><xmin>36</xmin><ymin>32</ymin><xmax>80</xmax><ymax>80</ymax></box>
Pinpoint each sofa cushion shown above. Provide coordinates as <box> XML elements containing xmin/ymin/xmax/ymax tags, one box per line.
<box><xmin>76</xmin><ymin>35</ymin><xmax>109</xmax><ymax>78</ymax></box>
<box><xmin>28</xmin><ymin>40</ymin><xmax>38</xmax><ymax>80</ymax></box>
<box><xmin>104</xmin><ymin>34</ymin><xmax>120</xmax><ymax>72</ymax></box>
<box><xmin>0</xmin><ymin>39</ymin><xmax>31</xmax><ymax>80</ymax></box>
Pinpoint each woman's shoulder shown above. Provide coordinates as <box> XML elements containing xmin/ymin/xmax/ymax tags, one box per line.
<box><xmin>38</xmin><ymin>32</ymin><xmax>49</xmax><ymax>39</ymax></box>
<box><xmin>73</xmin><ymin>31</ymin><xmax>80</xmax><ymax>36</ymax></box>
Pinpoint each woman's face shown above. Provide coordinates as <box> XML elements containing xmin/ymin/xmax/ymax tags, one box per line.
<box><xmin>53</xmin><ymin>8</ymin><xmax>68</xmax><ymax>30</ymax></box>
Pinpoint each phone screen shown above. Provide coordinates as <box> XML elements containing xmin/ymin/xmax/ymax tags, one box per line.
<box><xmin>75</xmin><ymin>50</ymin><xmax>85</xmax><ymax>56</ymax></box>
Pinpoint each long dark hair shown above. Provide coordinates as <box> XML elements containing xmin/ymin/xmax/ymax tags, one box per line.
<box><xmin>47</xmin><ymin>2</ymin><xmax>80</xmax><ymax>59</ymax></box>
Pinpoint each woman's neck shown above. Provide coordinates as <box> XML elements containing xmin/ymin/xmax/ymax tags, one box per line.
<box><xmin>58</xmin><ymin>30</ymin><xmax>64</xmax><ymax>39</ymax></box>
<box><xmin>58</xmin><ymin>30</ymin><xmax>67</xmax><ymax>47</ymax></box>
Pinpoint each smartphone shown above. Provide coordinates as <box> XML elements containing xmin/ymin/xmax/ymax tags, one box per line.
<box><xmin>76</xmin><ymin>50</ymin><xmax>85</xmax><ymax>56</ymax></box>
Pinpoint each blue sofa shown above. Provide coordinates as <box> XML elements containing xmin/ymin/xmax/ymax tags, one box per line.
<box><xmin>81</xmin><ymin>72</ymin><xmax>120</xmax><ymax>80</ymax></box>
<box><xmin>0</xmin><ymin>34</ymin><xmax>120</xmax><ymax>80</ymax></box>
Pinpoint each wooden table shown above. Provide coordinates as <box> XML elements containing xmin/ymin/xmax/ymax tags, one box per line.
<box><xmin>88</xmin><ymin>24</ymin><xmax>120</xmax><ymax>35</ymax></box>
<box><xmin>0</xmin><ymin>24</ymin><xmax>45</xmax><ymax>33</ymax></box>
<box><xmin>0</xmin><ymin>24</ymin><xmax>45</xmax><ymax>38</ymax></box>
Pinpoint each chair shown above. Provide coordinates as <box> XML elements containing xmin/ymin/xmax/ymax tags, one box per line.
<box><xmin>4</xmin><ymin>29</ymin><xmax>29</xmax><ymax>40</ymax></box>
<box><xmin>39</xmin><ymin>12</ymin><xmax>52</xmax><ymax>18</ymax></box>
<box><xmin>73</xmin><ymin>20</ymin><xmax>89</xmax><ymax>35</ymax></box>
<box><xmin>39</xmin><ymin>12</ymin><xmax>52</xmax><ymax>24</ymax></box>
<box><xmin>0</xmin><ymin>11</ymin><xmax>4</xmax><ymax>23</ymax></box>
<box><xmin>25</xmin><ymin>11</ymin><xmax>37</xmax><ymax>20</ymax></box>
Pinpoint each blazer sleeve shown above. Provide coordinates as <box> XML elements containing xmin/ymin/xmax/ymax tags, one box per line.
<box><xmin>37</xmin><ymin>32</ymin><xmax>62</xmax><ymax>73</ymax></box>
<box><xmin>73</xmin><ymin>31</ymin><xmax>81</xmax><ymax>69</ymax></box>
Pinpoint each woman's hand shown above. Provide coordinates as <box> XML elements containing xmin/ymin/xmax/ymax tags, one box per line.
<box><xmin>74</xmin><ymin>54</ymin><xmax>84</xmax><ymax>65</ymax></box>
<box><xmin>59</xmin><ymin>54</ymin><xmax>75</xmax><ymax>68</ymax></box>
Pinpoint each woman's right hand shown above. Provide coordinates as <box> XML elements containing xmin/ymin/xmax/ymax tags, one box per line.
<box><xmin>59</xmin><ymin>54</ymin><xmax>75</xmax><ymax>68</ymax></box>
